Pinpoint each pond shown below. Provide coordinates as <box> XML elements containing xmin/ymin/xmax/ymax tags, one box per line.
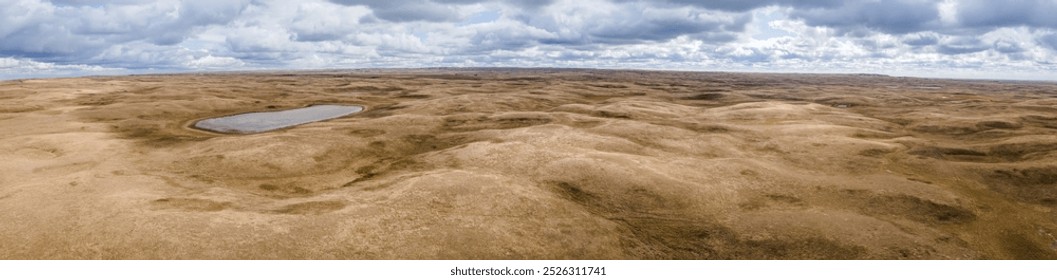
<box><xmin>193</xmin><ymin>105</ymin><xmax>364</xmax><ymax>134</ymax></box>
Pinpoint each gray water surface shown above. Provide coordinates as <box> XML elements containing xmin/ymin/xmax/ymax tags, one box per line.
<box><xmin>194</xmin><ymin>105</ymin><xmax>364</xmax><ymax>134</ymax></box>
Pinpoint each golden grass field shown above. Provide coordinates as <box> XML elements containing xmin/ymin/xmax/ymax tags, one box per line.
<box><xmin>1</xmin><ymin>69</ymin><xmax>1056</xmax><ymax>259</ymax></box>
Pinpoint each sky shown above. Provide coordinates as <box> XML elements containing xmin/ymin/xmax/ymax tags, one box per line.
<box><xmin>2</xmin><ymin>0</ymin><xmax>1057</xmax><ymax>81</ymax></box>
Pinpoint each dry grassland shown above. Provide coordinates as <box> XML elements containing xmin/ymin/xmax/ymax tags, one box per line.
<box><xmin>1</xmin><ymin>69</ymin><xmax>1056</xmax><ymax>259</ymax></box>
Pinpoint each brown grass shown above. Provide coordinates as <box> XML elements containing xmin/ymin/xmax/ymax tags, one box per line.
<box><xmin>1</xmin><ymin>69</ymin><xmax>1056</xmax><ymax>259</ymax></box>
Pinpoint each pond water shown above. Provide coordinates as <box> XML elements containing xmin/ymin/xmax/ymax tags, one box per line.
<box><xmin>193</xmin><ymin>105</ymin><xmax>364</xmax><ymax>134</ymax></box>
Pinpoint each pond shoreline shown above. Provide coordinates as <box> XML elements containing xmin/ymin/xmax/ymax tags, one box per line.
<box><xmin>192</xmin><ymin>104</ymin><xmax>365</xmax><ymax>134</ymax></box>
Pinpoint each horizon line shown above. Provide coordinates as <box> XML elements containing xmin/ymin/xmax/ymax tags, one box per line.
<box><xmin>4</xmin><ymin>66</ymin><xmax>1057</xmax><ymax>84</ymax></box>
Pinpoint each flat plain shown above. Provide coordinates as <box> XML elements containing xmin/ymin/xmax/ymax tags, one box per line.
<box><xmin>1</xmin><ymin>69</ymin><xmax>1056</xmax><ymax>259</ymax></box>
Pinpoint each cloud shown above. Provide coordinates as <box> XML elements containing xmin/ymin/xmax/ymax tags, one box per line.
<box><xmin>0</xmin><ymin>0</ymin><xmax>250</xmax><ymax>59</ymax></box>
<box><xmin>1039</xmin><ymin>33</ymin><xmax>1057</xmax><ymax>51</ymax></box>
<box><xmin>283</xmin><ymin>2</ymin><xmax>373</xmax><ymax>42</ymax></box>
<box><xmin>937</xmin><ymin>39</ymin><xmax>989</xmax><ymax>55</ymax></box>
<box><xmin>455</xmin><ymin>19</ymin><xmax>556</xmax><ymax>53</ymax></box>
<box><xmin>1</xmin><ymin>0</ymin><xmax>1056</xmax><ymax>81</ymax></box>
<box><xmin>512</xmin><ymin>1</ymin><xmax>750</xmax><ymax>46</ymax></box>
<box><xmin>0</xmin><ymin>56</ymin><xmax>127</xmax><ymax>80</ymax></box>
<box><xmin>904</xmin><ymin>32</ymin><xmax>940</xmax><ymax>46</ymax></box>
<box><xmin>956</xmin><ymin>0</ymin><xmax>1057</xmax><ymax>29</ymax></box>
<box><xmin>328</xmin><ymin>0</ymin><xmax>464</xmax><ymax>22</ymax></box>
<box><xmin>613</xmin><ymin>0</ymin><xmax>844</xmax><ymax>12</ymax></box>
<box><xmin>497</xmin><ymin>0</ymin><xmax>556</xmax><ymax>9</ymax></box>
<box><xmin>185</xmin><ymin>55</ymin><xmax>245</xmax><ymax>69</ymax></box>
<box><xmin>993</xmin><ymin>39</ymin><xmax>1026</xmax><ymax>54</ymax></box>
<box><xmin>791</xmin><ymin>0</ymin><xmax>940</xmax><ymax>34</ymax></box>
<box><xmin>585</xmin><ymin>9</ymin><xmax>748</xmax><ymax>43</ymax></box>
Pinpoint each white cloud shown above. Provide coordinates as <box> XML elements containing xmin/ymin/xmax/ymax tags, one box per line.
<box><xmin>0</xmin><ymin>56</ymin><xmax>127</xmax><ymax>79</ymax></box>
<box><xmin>1</xmin><ymin>0</ymin><xmax>1056</xmax><ymax>80</ymax></box>
<box><xmin>184</xmin><ymin>55</ymin><xmax>245</xmax><ymax>69</ymax></box>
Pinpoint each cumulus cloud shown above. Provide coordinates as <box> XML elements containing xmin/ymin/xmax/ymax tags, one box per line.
<box><xmin>791</xmin><ymin>0</ymin><xmax>940</xmax><ymax>34</ymax></box>
<box><xmin>185</xmin><ymin>55</ymin><xmax>245</xmax><ymax>69</ymax></box>
<box><xmin>1039</xmin><ymin>33</ymin><xmax>1057</xmax><ymax>50</ymax></box>
<box><xmin>0</xmin><ymin>56</ymin><xmax>127</xmax><ymax>80</ymax></box>
<box><xmin>517</xmin><ymin>1</ymin><xmax>750</xmax><ymax>45</ymax></box>
<box><xmin>612</xmin><ymin>0</ymin><xmax>844</xmax><ymax>12</ymax></box>
<box><xmin>956</xmin><ymin>0</ymin><xmax>1057</xmax><ymax>29</ymax></box>
<box><xmin>288</xmin><ymin>3</ymin><xmax>371</xmax><ymax>42</ymax></box>
<box><xmin>936</xmin><ymin>37</ymin><xmax>990</xmax><ymax>55</ymax></box>
<box><xmin>904</xmin><ymin>32</ymin><xmax>940</xmax><ymax>46</ymax></box>
<box><xmin>0</xmin><ymin>0</ymin><xmax>251</xmax><ymax>69</ymax></box>
<box><xmin>330</xmin><ymin>0</ymin><xmax>558</xmax><ymax>22</ymax></box>
<box><xmin>1</xmin><ymin>0</ymin><xmax>1056</xmax><ymax>80</ymax></box>
<box><xmin>329</xmin><ymin>0</ymin><xmax>471</xmax><ymax>22</ymax></box>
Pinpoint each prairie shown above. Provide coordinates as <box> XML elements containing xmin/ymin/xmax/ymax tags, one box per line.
<box><xmin>1</xmin><ymin>69</ymin><xmax>1055</xmax><ymax>259</ymax></box>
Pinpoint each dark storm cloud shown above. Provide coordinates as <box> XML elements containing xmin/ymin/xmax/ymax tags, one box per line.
<box><xmin>956</xmin><ymin>0</ymin><xmax>1057</xmax><ymax>29</ymax></box>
